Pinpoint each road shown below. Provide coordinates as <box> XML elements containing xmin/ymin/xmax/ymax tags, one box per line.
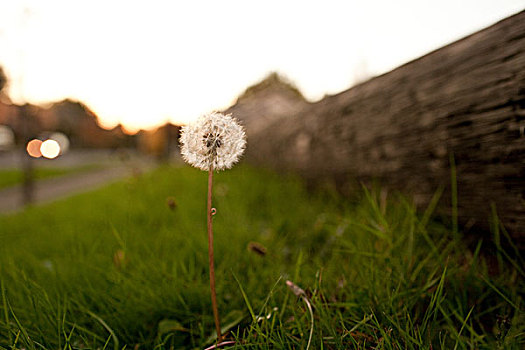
<box><xmin>0</xmin><ymin>149</ymin><xmax>156</xmax><ymax>214</ymax></box>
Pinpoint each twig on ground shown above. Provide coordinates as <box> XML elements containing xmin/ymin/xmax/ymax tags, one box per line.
<box><xmin>286</xmin><ymin>280</ymin><xmax>314</xmax><ymax>350</ymax></box>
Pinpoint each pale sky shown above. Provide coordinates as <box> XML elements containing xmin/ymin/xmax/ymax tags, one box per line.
<box><xmin>0</xmin><ymin>0</ymin><xmax>523</xmax><ymax>132</ymax></box>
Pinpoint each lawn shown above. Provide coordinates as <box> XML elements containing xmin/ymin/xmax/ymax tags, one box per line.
<box><xmin>0</xmin><ymin>165</ymin><xmax>101</xmax><ymax>190</ymax></box>
<box><xmin>0</xmin><ymin>165</ymin><xmax>522</xmax><ymax>349</ymax></box>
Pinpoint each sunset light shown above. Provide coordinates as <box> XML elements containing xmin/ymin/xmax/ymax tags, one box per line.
<box><xmin>0</xmin><ymin>0</ymin><xmax>523</xmax><ymax>131</ymax></box>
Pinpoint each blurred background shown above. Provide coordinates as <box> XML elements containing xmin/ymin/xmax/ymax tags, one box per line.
<box><xmin>0</xmin><ymin>0</ymin><xmax>523</xmax><ymax>215</ymax></box>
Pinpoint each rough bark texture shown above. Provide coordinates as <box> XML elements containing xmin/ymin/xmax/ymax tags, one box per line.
<box><xmin>233</xmin><ymin>11</ymin><xmax>525</xmax><ymax>243</ymax></box>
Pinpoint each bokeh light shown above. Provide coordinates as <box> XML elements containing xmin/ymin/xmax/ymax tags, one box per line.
<box><xmin>40</xmin><ymin>139</ymin><xmax>60</xmax><ymax>159</ymax></box>
<box><xmin>26</xmin><ymin>139</ymin><xmax>43</xmax><ymax>158</ymax></box>
<box><xmin>0</xmin><ymin>125</ymin><xmax>15</xmax><ymax>150</ymax></box>
<box><xmin>49</xmin><ymin>132</ymin><xmax>70</xmax><ymax>154</ymax></box>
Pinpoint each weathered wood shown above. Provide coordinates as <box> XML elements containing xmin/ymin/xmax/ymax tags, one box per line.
<box><xmin>231</xmin><ymin>11</ymin><xmax>525</xmax><ymax>243</ymax></box>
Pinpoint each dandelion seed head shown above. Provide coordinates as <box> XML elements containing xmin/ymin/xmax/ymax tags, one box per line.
<box><xmin>180</xmin><ymin>112</ymin><xmax>246</xmax><ymax>171</ymax></box>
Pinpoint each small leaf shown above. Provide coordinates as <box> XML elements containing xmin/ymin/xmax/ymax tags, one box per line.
<box><xmin>204</xmin><ymin>310</ymin><xmax>247</xmax><ymax>345</ymax></box>
<box><xmin>157</xmin><ymin>319</ymin><xmax>189</xmax><ymax>337</ymax></box>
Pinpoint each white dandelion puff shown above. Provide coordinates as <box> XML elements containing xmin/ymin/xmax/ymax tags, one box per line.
<box><xmin>180</xmin><ymin>112</ymin><xmax>246</xmax><ymax>171</ymax></box>
<box><xmin>179</xmin><ymin>112</ymin><xmax>246</xmax><ymax>340</ymax></box>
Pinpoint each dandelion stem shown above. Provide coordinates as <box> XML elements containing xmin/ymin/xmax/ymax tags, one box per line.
<box><xmin>207</xmin><ymin>166</ymin><xmax>222</xmax><ymax>341</ymax></box>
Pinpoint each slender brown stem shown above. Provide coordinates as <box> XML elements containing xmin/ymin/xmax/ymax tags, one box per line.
<box><xmin>207</xmin><ymin>166</ymin><xmax>222</xmax><ymax>341</ymax></box>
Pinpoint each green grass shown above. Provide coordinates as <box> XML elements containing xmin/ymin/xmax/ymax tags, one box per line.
<box><xmin>0</xmin><ymin>165</ymin><xmax>523</xmax><ymax>349</ymax></box>
<box><xmin>0</xmin><ymin>165</ymin><xmax>101</xmax><ymax>190</ymax></box>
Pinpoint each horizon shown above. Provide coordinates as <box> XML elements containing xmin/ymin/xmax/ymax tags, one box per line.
<box><xmin>0</xmin><ymin>0</ymin><xmax>523</xmax><ymax>132</ymax></box>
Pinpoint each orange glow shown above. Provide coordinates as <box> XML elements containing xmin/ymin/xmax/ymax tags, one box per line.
<box><xmin>26</xmin><ymin>139</ymin><xmax>43</xmax><ymax>158</ymax></box>
<box><xmin>2</xmin><ymin>2</ymin><xmax>522</xmax><ymax>131</ymax></box>
<box><xmin>40</xmin><ymin>139</ymin><xmax>60</xmax><ymax>159</ymax></box>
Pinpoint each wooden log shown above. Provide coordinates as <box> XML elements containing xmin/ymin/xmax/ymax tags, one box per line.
<box><xmin>231</xmin><ymin>11</ymin><xmax>525</xmax><ymax>243</ymax></box>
